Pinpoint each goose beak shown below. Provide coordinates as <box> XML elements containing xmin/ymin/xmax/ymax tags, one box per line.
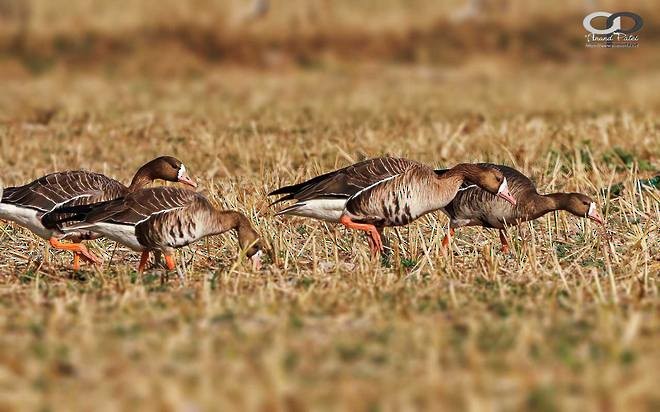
<box><xmin>178</xmin><ymin>174</ymin><xmax>197</xmax><ymax>188</ymax></box>
<box><xmin>587</xmin><ymin>202</ymin><xmax>604</xmax><ymax>225</ymax></box>
<box><xmin>177</xmin><ymin>164</ymin><xmax>197</xmax><ymax>188</ymax></box>
<box><xmin>250</xmin><ymin>250</ymin><xmax>263</xmax><ymax>271</ymax></box>
<box><xmin>496</xmin><ymin>178</ymin><xmax>517</xmax><ymax>206</ymax></box>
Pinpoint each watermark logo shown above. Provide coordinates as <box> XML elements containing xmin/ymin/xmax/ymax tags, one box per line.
<box><xmin>583</xmin><ymin>11</ymin><xmax>643</xmax><ymax>48</ymax></box>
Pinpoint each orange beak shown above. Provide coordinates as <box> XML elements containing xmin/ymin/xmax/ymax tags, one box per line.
<box><xmin>178</xmin><ymin>174</ymin><xmax>197</xmax><ymax>188</ymax></box>
<box><xmin>496</xmin><ymin>178</ymin><xmax>517</xmax><ymax>206</ymax></box>
<box><xmin>251</xmin><ymin>250</ymin><xmax>263</xmax><ymax>270</ymax></box>
<box><xmin>588</xmin><ymin>203</ymin><xmax>604</xmax><ymax>225</ymax></box>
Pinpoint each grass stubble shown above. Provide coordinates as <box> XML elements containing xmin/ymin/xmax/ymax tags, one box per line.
<box><xmin>0</xmin><ymin>51</ymin><xmax>658</xmax><ymax>411</ymax></box>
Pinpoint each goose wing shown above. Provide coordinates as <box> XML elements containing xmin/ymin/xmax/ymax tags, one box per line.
<box><xmin>269</xmin><ymin>157</ymin><xmax>420</xmax><ymax>204</ymax></box>
<box><xmin>60</xmin><ymin>187</ymin><xmax>201</xmax><ymax>228</ymax></box>
<box><xmin>2</xmin><ymin>171</ymin><xmax>125</xmax><ymax>213</ymax></box>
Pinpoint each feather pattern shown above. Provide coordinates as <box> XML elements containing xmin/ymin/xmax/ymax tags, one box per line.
<box><xmin>270</xmin><ymin>157</ymin><xmax>416</xmax><ymax>202</ymax></box>
<box><xmin>1</xmin><ymin>171</ymin><xmax>127</xmax><ymax>239</ymax></box>
<box><xmin>69</xmin><ymin>186</ymin><xmax>199</xmax><ymax>228</ymax></box>
<box><xmin>2</xmin><ymin>171</ymin><xmax>125</xmax><ymax>214</ymax></box>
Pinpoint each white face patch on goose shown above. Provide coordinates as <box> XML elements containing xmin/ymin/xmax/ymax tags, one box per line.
<box><xmin>497</xmin><ymin>178</ymin><xmax>508</xmax><ymax>194</ymax></box>
<box><xmin>177</xmin><ymin>164</ymin><xmax>187</xmax><ymax>179</ymax></box>
<box><xmin>588</xmin><ymin>202</ymin><xmax>596</xmax><ymax>217</ymax></box>
<box><xmin>252</xmin><ymin>250</ymin><xmax>264</xmax><ymax>260</ymax></box>
<box><xmin>251</xmin><ymin>249</ymin><xmax>264</xmax><ymax>270</ymax></box>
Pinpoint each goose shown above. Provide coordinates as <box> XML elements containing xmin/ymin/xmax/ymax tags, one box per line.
<box><xmin>0</xmin><ymin>156</ymin><xmax>196</xmax><ymax>269</ymax></box>
<box><xmin>269</xmin><ymin>157</ymin><xmax>516</xmax><ymax>256</ymax></box>
<box><xmin>48</xmin><ymin>187</ymin><xmax>264</xmax><ymax>273</ymax></box>
<box><xmin>440</xmin><ymin>164</ymin><xmax>604</xmax><ymax>252</ymax></box>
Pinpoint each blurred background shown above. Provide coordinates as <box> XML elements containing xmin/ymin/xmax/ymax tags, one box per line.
<box><xmin>0</xmin><ymin>0</ymin><xmax>657</xmax><ymax>75</ymax></box>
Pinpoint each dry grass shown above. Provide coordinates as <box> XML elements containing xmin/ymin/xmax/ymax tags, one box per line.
<box><xmin>0</xmin><ymin>7</ymin><xmax>659</xmax><ymax>408</ymax></box>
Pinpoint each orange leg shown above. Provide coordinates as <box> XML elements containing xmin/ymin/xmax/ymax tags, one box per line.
<box><xmin>138</xmin><ymin>251</ymin><xmax>150</xmax><ymax>273</ymax></box>
<box><xmin>499</xmin><ymin>230</ymin><xmax>510</xmax><ymax>254</ymax></box>
<box><xmin>340</xmin><ymin>215</ymin><xmax>383</xmax><ymax>255</ymax></box>
<box><xmin>49</xmin><ymin>237</ymin><xmax>102</xmax><ymax>267</ymax></box>
<box><xmin>72</xmin><ymin>253</ymin><xmax>81</xmax><ymax>271</ymax></box>
<box><xmin>164</xmin><ymin>255</ymin><xmax>176</xmax><ymax>271</ymax></box>
<box><xmin>441</xmin><ymin>228</ymin><xmax>456</xmax><ymax>248</ymax></box>
<box><xmin>366</xmin><ymin>227</ymin><xmax>390</xmax><ymax>259</ymax></box>
<box><xmin>366</xmin><ymin>235</ymin><xmax>378</xmax><ymax>258</ymax></box>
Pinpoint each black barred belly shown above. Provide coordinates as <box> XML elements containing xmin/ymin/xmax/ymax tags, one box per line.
<box><xmin>380</xmin><ymin>196</ymin><xmax>416</xmax><ymax>226</ymax></box>
<box><xmin>136</xmin><ymin>213</ymin><xmax>200</xmax><ymax>250</ymax></box>
<box><xmin>349</xmin><ymin>192</ymin><xmax>417</xmax><ymax>227</ymax></box>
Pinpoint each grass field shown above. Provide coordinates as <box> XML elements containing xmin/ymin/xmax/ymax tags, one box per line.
<box><xmin>0</xmin><ymin>2</ymin><xmax>659</xmax><ymax>411</ymax></box>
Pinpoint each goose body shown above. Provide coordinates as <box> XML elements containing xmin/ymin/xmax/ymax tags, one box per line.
<box><xmin>0</xmin><ymin>156</ymin><xmax>196</xmax><ymax>268</ymax></box>
<box><xmin>52</xmin><ymin>187</ymin><xmax>263</xmax><ymax>272</ymax></box>
<box><xmin>271</xmin><ymin>157</ymin><xmax>434</xmax><ymax>225</ymax></box>
<box><xmin>269</xmin><ymin>157</ymin><xmax>516</xmax><ymax>255</ymax></box>
<box><xmin>441</xmin><ymin>164</ymin><xmax>603</xmax><ymax>252</ymax></box>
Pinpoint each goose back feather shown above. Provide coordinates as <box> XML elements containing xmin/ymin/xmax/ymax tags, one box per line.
<box><xmin>270</xmin><ymin>157</ymin><xmax>416</xmax><ymax>202</ymax></box>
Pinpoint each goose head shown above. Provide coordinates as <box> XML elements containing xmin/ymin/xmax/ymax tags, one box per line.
<box><xmin>237</xmin><ymin>224</ymin><xmax>266</xmax><ymax>270</ymax></box>
<box><xmin>563</xmin><ymin>193</ymin><xmax>603</xmax><ymax>225</ymax></box>
<box><xmin>136</xmin><ymin>156</ymin><xmax>197</xmax><ymax>188</ymax></box>
<box><xmin>469</xmin><ymin>166</ymin><xmax>517</xmax><ymax>206</ymax></box>
<box><xmin>244</xmin><ymin>239</ymin><xmax>266</xmax><ymax>271</ymax></box>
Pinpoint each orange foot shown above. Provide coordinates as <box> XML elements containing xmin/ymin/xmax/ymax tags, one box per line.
<box><xmin>138</xmin><ymin>251</ymin><xmax>150</xmax><ymax>273</ymax></box>
<box><xmin>441</xmin><ymin>228</ymin><xmax>456</xmax><ymax>248</ymax></box>
<box><xmin>499</xmin><ymin>230</ymin><xmax>511</xmax><ymax>254</ymax></box>
<box><xmin>138</xmin><ymin>251</ymin><xmax>175</xmax><ymax>272</ymax></box>
<box><xmin>164</xmin><ymin>255</ymin><xmax>176</xmax><ymax>271</ymax></box>
<box><xmin>366</xmin><ymin>235</ymin><xmax>379</xmax><ymax>258</ymax></box>
<box><xmin>340</xmin><ymin>215</ymin><xmax>383</xmax><ymax>256</ymax></box>
<box><xmin>49</xmin><ymin>237</ymin><xmax>102</xmax><ymax>270</ymax></box>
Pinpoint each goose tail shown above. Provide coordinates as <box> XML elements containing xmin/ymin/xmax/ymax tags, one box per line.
<box><xmin>273</xmin><ymin>202</ymin><xmax>304</xmax><ymax>216</ymax></box>
<box><xmin>41</xmin><ymin>203</ymin><xmax>99</xmax><ymax>228</ymax></box>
